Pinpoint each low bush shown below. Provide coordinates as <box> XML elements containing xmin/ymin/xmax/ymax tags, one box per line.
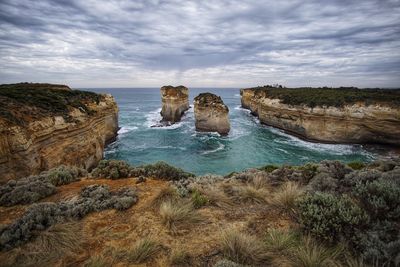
<box><xmin>0</xmin><ymin>184</ymin><xmax>138</xmax><ymax>250</ymax></box>
<box><xmin>139</xmin><ymin>161</ymin><xmax>195</xmax><ymax>180</ymax></box>
<box><xmin>126</xmin><ymin>238</ymin><xmax>161</xmax><ymax>264</ymax></box>
<box><xmin>347</xmin><ymin>161</ymin><xmax>366</xmax><ymax>170</ymax></box>
<box><xmin>0</xmin><ymin>165</ymin><xmax>85</xmax><ymax>206</ymax></box>
<box><xmin>307</xmin><ymin>172</ymin><xmax>338</xmax><ymax>193</ymax></box>
<box><xmin>297</xmin><ymin>163</ymin><xmax>319</xmax><ymax>183</ymax></box>
<box><xmin>353</xmin><ymin>179</ymin><xmax>400</xmax><ymax>221</ymax></box>
<box><xmin>213</xmin><ymin>259</ymin><xmax>246</xmax><ymax>267</ymax></box>
<box><xmin>91</xmin><ymin>160</ymin><xmax>133</xmax><ymax>179</ymax></box>
<box><xmin>259</xmin><ymin>164</ymin><xmax>279</xmax><ymax>173</ymax></box>
<box><xmin>297</xmin><ymin>192</ymin><xmax>368</xmax><ymax>242</ymax></box>
<box><xmin>159</xmin><ymin>200</ymin><xmax>202</xmax><ymax>234</ymax></box>
<box><xmin>220</xmin><ymin>229</ymin><xmax>270</xmax><ymax>265</ymax></box>
<box><xmin>317</xmin><ymin>160</ymin><xmax>352</xmax><ymax>180</ymax></box>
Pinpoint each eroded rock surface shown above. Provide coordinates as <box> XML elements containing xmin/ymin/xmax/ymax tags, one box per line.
<box><xmin>194</xmin><ymin>93</ymin><xmax>230</xmax><ymax>135</ymax></box>
<box><xmin>160</xmin><ymin>85</ymin><xmax>189</xmax><ymax>123</ymax></box>
<box><xmin>0</xmin><ymin>83</ymin><xmax>119</xmax><ymax>182</ymax></box>
<box><xmin>240</xmin><ymin>87</ymin><xmax>400</xmax><ymax>145</ymax></box>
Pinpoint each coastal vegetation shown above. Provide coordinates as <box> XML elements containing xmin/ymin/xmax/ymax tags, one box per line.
<box><xmin>0</xmin><ymin>159</ymin><xmax>398</xmax><ymax>266</ymax></box>
<box><xmin>0</xmin><ymin>83</ymin><xmax>104</xmax><ymax>125</ymax></box>
<box><xmin>245</xmin><ymin>85</ymin><xmax>400</xmax><ymax>108</ymax></box>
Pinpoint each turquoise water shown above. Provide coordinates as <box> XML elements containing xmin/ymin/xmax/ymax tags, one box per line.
<box><xmin>87</xmin><ymin>88</ymin><xmax>375</xmax><ymax>175</ymax></box>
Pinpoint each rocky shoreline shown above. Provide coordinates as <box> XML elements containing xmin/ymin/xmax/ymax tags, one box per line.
<box><xmin>241</xmin><ymin>86</ymin><xmax>400</xmax><ymax>146</ymax></box>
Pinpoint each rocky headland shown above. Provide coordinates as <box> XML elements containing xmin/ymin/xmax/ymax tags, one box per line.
<box><xmin>160</xmin><ymin>85</ymin><xmax>190</xmax><ymax>123</ymax></box>
<box><xmin>241</xmin><ymin>86</ymin><xmax>400</xmax><ymax>145</ymax></box>
<box><xmin>0</xmin><ymin>83</ymin><xmax>118</xmax><ymax>182</ymax></box>
<box><xmin>194</xmin><ymin>93</ymin><xmax>230</xmax><ymax>135</ymax></box>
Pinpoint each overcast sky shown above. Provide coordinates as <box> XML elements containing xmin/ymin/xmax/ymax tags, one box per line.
<box><xmin>0</xmin><ymin>0</ymin><xmax>399</xmax><ymax>88</ymax></box>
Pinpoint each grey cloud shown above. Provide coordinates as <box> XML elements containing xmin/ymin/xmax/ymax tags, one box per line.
<box><xmin>0</xmin><ymin>0</ymin><xmax>399</xmax><ymax>87</ymax></box>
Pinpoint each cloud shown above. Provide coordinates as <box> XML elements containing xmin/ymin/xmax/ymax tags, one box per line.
<box><xmin>0</xmin><ymin>0</ymin><xmax>399</xmax><ymax>87</ymax></box>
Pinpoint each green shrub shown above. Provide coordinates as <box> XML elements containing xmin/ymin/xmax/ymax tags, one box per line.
<box><xmin>353</xmin><ymin>179</ymin><xmax>400</xmax><ymax>221</ymax></box>
<box><xmin>46</xmin><ymin>165</ymin><xmax>86</xmax><ymax>186</ymax></box>
<box><xmin>90</xmin><ymin>160</ymin><xmax>133</xmax><ymax>179</ymax></box>
<box><xmin>139</xmin><ymin>161</ymin><xmax>194</xmax><ymax>180</ymax></box>
<box><xmin>297</xmin><ymin>192</ymin><xmax>368</xmax><ymax>242</ymax></box>
<box><xmin>259</xmin><ymin>164</ymin><xmax>279</xmax><ymax>173</ymax></box>
<box><xmin>297</xmin><ymin>163</ymin><xmax>319</xmax><ymax>183</ymax></box>
<box><xmin>347</xmin><ymin>161</ymin><xmax>366</xmax><ymax>170</ymax></box>
<box><xmin>191</xmin><ymin>190</ymin><xmax>208</xmax><ymax>208</ymax></box>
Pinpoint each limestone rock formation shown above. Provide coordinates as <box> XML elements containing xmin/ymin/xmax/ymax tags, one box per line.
<box><xmin>194</xmin><ymin>93</ymin><xmax>230</xmax><ymax>135</ymax></box>
<box><xmin>240</xmin><ymin>87</ymin><xmax>400</xmax><ymax>145</ymax></box>
<box><xmin>0</xmin><ymin>83</ymin><xmax>119</xmax><ymax>182</ymax></box>
<box><xmin>160</xmin><ymin>85</ymin><xmax>189</xmax><ymax>123</ymax></box>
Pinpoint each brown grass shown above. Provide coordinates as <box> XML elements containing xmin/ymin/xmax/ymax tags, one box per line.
<box><xmin>126</xmin><ymin>238</ymin><xmax>161</xmax><ymax>264</ymax></box>
<box><xmin>150</xmin><ymin>185</ymin><xmax>179</xmax><ymax>209</ymax></box>
<box><xmin>200</xmin><ymin>186</ymin><xmax>233</xmax><ymax>209</ymax></box>
<box><xmin>270</xmin><ymin>181</ymin><xmax>304</xmax><ymax>213</ymax></box>
<box><xmin>169</xmin><ymin>249</ymin><xmax>192</xmax><ymax>266</ymax></box>
<box><xmin>220</xmin><ymin>228</ymin><xmax>270</xmax><ymax>265</ymax></box>
<box><xmin>234</xmin><ymin>183</ymin><xmax>269</xmax><ymax>204</ymax></box>
<box><xmin>159</xmin><ymin>200</ymin><xmax>203</xmax><ymax>234</ymax></box>
<box><xmin>1</xmin><ymin>221</ymin><xmax>84</xmax><ymax>266</ymax></box>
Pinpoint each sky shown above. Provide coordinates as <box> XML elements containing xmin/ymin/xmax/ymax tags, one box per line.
<box><xmin>0</xmin><ymin>0</ymin><xmax>399</xmax><ymax>88</ymax></box>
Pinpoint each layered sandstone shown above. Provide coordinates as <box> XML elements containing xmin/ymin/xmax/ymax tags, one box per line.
<box><xmin>0</xmin><ymin>83</ymin><xmax>118</xmax><ymax>182</ymax></box>
<box><xmin>160</xmin><ymin>85</ymin><xmax>190</xmax><ymax>123</ymax></box>
<box><xmin>240</xmin><ymin>88</ymin><xmax>400</xmax><ymax>145</ymax></box>
<box><xmin>194</xmin><ymin>93</ymin><xmax>230</xmax><ymax>135</ymax></box>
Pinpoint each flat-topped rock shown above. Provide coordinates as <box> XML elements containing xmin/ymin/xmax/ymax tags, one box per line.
<box><xmin>194</xmin><ymin>93</ymin><xmax>230</xmax><ymax>135</ymax></box>
<box><xmin>160</xmin><ymin>85</ymin><xmax>190</xmax><ymax>123</ymax></box>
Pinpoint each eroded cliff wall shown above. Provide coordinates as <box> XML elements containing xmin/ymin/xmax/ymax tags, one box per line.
<box><xmin>240</xmin><ymin>88</ymin><xmax>400</xmax><ymax>145</ymax></box>
<box><xmin>0</xmin><ymin>84</ymin><xmax>118</xmax><ymax>182</ymax></box>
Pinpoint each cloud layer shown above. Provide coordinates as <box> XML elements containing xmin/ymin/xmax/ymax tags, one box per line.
<box><xmin>0</xmin><ymin>0</ymin><xmax>399</xmax><ymax>87</ymax></box>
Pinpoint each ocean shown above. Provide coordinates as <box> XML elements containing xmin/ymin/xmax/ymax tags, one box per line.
<box><xmin>86</xmin><ymin>88</ymin><xmax>375</xmax><ymax>175</ymax></box>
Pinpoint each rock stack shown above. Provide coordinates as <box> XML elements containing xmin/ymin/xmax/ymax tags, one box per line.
<box><xmin>194</xmin><ymin>93</ymin><xmax>230</xmax><ymax>135</ymax></box>
<box><xmin>160</xmin><ymin>85</ymin><xmax>190</xmax><ymax>123</ymax></box>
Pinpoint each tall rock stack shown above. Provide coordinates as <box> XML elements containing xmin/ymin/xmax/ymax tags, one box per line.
<box><xmin>194</xmin><ymin>93</ymin><xmax>230</xmax><ymax>135</ymax></box>
<box><xmin>160</xmin><ymin>85</ymin><xmax>190</xmax><ymax>123</ymax></box>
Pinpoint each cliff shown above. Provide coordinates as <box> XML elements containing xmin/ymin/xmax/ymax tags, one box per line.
<box><xmin>0</xmin><ymin>83</ymin><xmax>118</xmax><ymax>182</ymax></box>
<box><xmin>240</xmin><ymin>87</ymin><xmax>400</xmax><ymax>145</ymax></box>
<box><xmin>160</xmin><ymin>85</ymin><xmax>190</xmax><ymax>123</ymax></box>
<box><xmin>194</xmin><ymin>93</ymin><xmax>230</xmax><ymax>135</ymax></box>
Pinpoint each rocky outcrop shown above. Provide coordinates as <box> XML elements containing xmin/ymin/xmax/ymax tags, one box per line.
<box><xmin>194</xmin><ymin>93</ymin><xmax>230</xmax><ymax>135</ymax></box>
<box><xmin>160</xmin><ymin>85</ymin><xmax>189</xmax><ymax>123</ymax></box>
<box><xmin>241</xmin><ymin>88</ymin><xmax>400</xmax><ymax>145</ymax></box>
<box><xmin>0</xmin><ymin>83</ymin><xmax>118</xmax><ymax>182</ymax></box>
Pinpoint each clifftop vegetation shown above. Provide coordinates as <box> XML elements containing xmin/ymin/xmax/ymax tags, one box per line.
<box><xmin>0</xmin><ymin>83</ymin><xmax>105</xmax><ymax>126</ymax></box>
<box><xmin>0</xmin><ymin>159</ymin><xmax>399</xmax><ymax>266</ymax></box>
<box><xmin>243</xmin><ymin>85</ymin><xmax>400</xmax><ymax>108</ymax></box>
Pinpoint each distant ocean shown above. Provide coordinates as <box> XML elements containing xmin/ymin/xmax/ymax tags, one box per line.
<box><xmin>86</xmin><ymin>88</ymin><xmax>376</xmax><ymax>175</ymax></box>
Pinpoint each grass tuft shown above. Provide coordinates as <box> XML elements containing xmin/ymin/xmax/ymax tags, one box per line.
<box><xmin>263</xmin><ymin>228</ymin><xmax>300</xmax><ymax>255</ymax></box>
<box><xmin>169</xmin><ymin>249</ymin><xmax>192</xmax><ymax>266</ymax></box>
<box><xmin>220</xmin><ymin>229</ymin><xmax>270</xmax><ymax>265</ymax></box>
<box><xmin>150</xmin><ymin>186</ymin><xmax>179</xmax><ymax>209</ymax></box>
<box><xmin>159</xmin><ymin>200</ymin><xmax>202</xmax><ymax>234</ymax></box>
<box><xmin>234</xmin><ymin>183</ymin><xmax>269</xmax><ymax>204</ymax></box>
<box><xmin>191</xmin><ymin>189</ymin><xmax>208</xmax><ymax>208</ymax></box>
<box><xmin>270</xmin><ymin>181</ymin><xmax>304</xmax><ymax>213</ymax></box>
<box><xmin>127</xmin><ymin>238</ymin><xmax>161</xmax><ymax>264</ymax></box>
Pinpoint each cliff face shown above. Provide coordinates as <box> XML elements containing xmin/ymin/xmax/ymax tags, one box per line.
<box><xmin>240</xmin><ymin>88</ymin><xmax>400</xmax><ymax>145</ymax></box>
<box><xmin>194</xmin><ymin>93</ymin><xmax>230</xmax><ymax>135</ymax></box>
<box><xmin>160</xmin><ymin>85</ymin><xmax>190</xmax><ymax>123</ymax></box>
<box><xmin>0</xmin><ymin>83</ymin><xmax>118</xmax><ymax>182</ymax></box>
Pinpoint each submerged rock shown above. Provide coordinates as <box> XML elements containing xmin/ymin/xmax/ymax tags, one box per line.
<box><xmin>160</xmin><ymin>85</ymin><xmax>190</xmax><ymax>123</ymax></box>
<box><xmin>194</xmin><ymin>93</ymin><xmax>230</xmax><ymax>135</ymax></box>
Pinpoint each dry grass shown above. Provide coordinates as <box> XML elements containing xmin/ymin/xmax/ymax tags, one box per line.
<box><xmin>150</xmin><ymin>186</ymin><xmax>179</xmax><ymax>209</ymax></box>
<box><xmin>234</xmin><ymin>183</ymin><xmax>269</xmax><ymax>204</ymax></box>
<box><xmin>159</xmin><ymin>200</ymin><xmax>203</xmax><ymax>234</ymax></box>
<box><xmin>200</xmin><ymin>186</ymin><xmax>233</xmax><ymax>209</ymax></box>
<box><xmin>83</xmin><ymin>255</ymin><xmax>109</xmax><ymax>267</ymax></box>
<box><xmin>289</xmin><ymin>236</ymin><xmax>343</xmax><ymax>267</ymax></box>
<box><xmin>270</xmin><ymin>182</ymin><xmax>304</xmax><ymax>213</ymax></box>
<box><xmin>1</xmin><ymin>221</ymin><xmax>84</xmax><ymax>267</ymax></box>
<box><xmin>126</xmin><ymin>238</ymin><xmax>161</xmax><ymax>264</ymax></box>
<box><xmin>264</xmin><ymin>228</ymin><xmax>300</xmax><ymax>255</ymax></box>
<box><xmin>251</xmin><ymin>174</ymin><xmax>269</xmax><ymax>189</ymax></box>
<box><xmin>169</xmin><ymin>249</ymin><xmax>192</xmax><ymax>266</ymax></box>
<box><xmin>220</xmin><ymin>228</ymin><xmax>270</xmax><ymax>266</ymax></box>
